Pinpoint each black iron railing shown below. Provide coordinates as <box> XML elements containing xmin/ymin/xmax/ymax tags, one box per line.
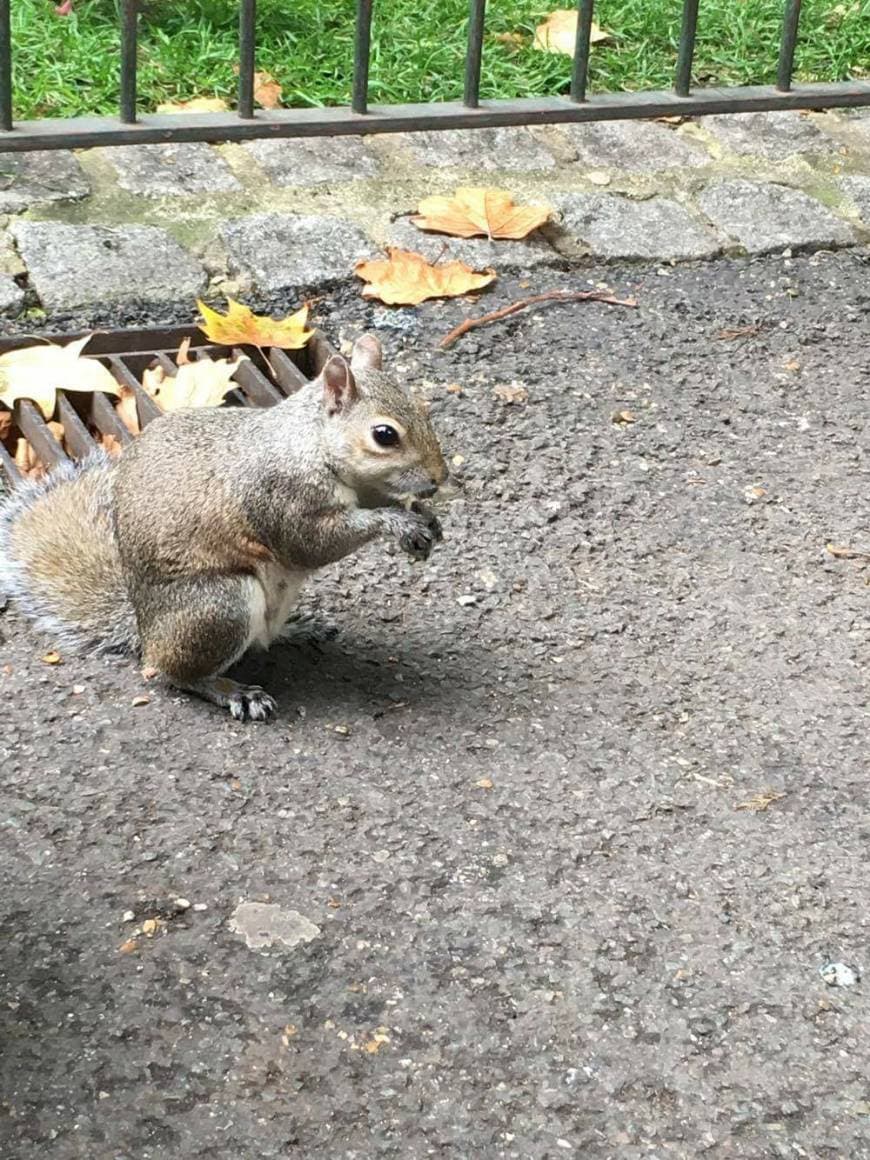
<box><xmin>0</xmin><ymin>0</ymin><xmax>868</xmax><ymax>152</ymax></box>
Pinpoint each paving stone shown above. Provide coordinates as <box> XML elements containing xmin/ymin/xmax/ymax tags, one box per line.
<box><xmin>398</xmin><ymin>127</ymin><xmax>556</xmax><ymax>171</ymax></box>
<box><xmin>704</xmin><ymin>111</ymin><xmax>826</xmax><ymax>161</ymax></box>
<box><xmin>0</xmin><ymin>150</ymin><xmax>89</xmax><ymax>213</ymax></box>
<box><xmin>698</xmin><ymin>180</ymin><xmax>855</xmax><ymax>254</ymax></box>
<box><xmin>11</xmin><ymin>221</ymin><xmax>207</xmax><ymax>310</ymax></box>
<box><xmin>556</xmin><ymin>120</ymin><xmax>711</xmax><ymax>172</ymax></box>
<box><xmin>839</xmin><ymin>175</ymin><xmax>870</xmax><ymax>226</ymax></box>
<box><xmin>221</xmin><ymin>213</ymin><xmax>371</xmax><ymax>291</ymax></box>
<box><xmin>102</xmin><ymin>143</ymin><xmax>241</xmax><ymax>196</ymax></box>
<box><xmin>0</xmin><ymin>273</ymin><xmax>24</xmax><ymax>316</ymax></box>
<box><xmin>553</xmin><ymin>193</ymin><xmax>721</xmax><ymax>261</ymax></box>
<box><xmin>385</xmin><ymin>217</ymin><xmax>559</xmax><ymax>270</ymax></box>
<box><xmin>243</xmin><ymin>136</ymin><xmax>379</xmax><ymax>186</ymax></box>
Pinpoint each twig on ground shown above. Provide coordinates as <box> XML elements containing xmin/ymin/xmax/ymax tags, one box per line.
<box><xmin>439</xmin><ymin>289</ymin><xmax>638</xmax><ymax>349</ymax></box>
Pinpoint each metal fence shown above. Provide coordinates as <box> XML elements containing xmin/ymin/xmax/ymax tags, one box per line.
<box><xmin>0</xmin><ymin>0</ymin><xmax>869</xmax><ymax>152</ymax></box>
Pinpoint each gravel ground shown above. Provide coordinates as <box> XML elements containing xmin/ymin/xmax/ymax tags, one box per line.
<box><xmin>1</xmin><ymin>252</ymin><xmax>869</xmax><ymax>1159</ymax></box>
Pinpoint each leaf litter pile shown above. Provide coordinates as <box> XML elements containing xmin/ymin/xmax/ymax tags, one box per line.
<box><xmin>0</xmin><ymin>182</ymin><xmax>638</xmax><ymax>477</ymax></box>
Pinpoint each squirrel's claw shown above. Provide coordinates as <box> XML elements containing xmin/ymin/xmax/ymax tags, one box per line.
<box><xmin>227</xmin><ymin>685</ymin><xmax>277</xmax><ymax>722</ymax></box>
<box><xmin>399</xmin><ymin>504</ymin><xmax>443</xmax><ymax>561</ymax></box>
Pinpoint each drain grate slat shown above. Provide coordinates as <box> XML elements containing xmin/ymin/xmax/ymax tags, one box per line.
<box><xmin>55</xmin><ymin>393</ymin><xmax>98</xmax><ymax>460</ymax></box>
<box><xmin>16</xmin><ymin>400</ymin><xmax>69</xmax><ymax>469</ymax></box>
<box><xmin>0</xmin><ymin>324</ymin><xmax>324</xmax><ymax>489</ymax></box>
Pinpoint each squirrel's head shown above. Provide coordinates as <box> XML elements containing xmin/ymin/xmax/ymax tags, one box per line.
<box><xmin>317</xmin><ymin>335</ymin><xmax>448</xmax><ymax>504</ymax></box>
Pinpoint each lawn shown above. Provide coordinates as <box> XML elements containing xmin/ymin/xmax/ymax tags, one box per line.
<box><xmin>11</xmin><ymin>0</ymin><xmax>870</xmax><ymax>120</ymax></box>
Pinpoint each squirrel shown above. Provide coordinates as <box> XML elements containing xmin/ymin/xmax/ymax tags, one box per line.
<box><xmin>0</xmin><ymin>334</ymin><xmax>448</xmax><ymax>721</ymax></box>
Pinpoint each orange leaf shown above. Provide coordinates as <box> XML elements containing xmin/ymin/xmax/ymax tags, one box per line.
<box><xmin>141</xmin><ymin>348</ymin><xmax>248</xmax><ymax>412</ymax></box>
<box><xmin>411</xmin><ymin>187</ymin><xmax>551</xmax><ymax>240</ymax></box>
<box><xmin>115</xmin><ymin>385</ymin><xmax>141</xmax><ymax>435</ymax></box>
<box><xmin>197</xmin><ymin>299</ymin><xmax>314</xmax><ymax>350</ymax></box>
<box><xmin>0</xmin><ymin>409</ymin><xmax>10</xmax><ymax>441</ymax></box>
<box><xmin>533</xmin><ymin>9</ymin><xmax>613</xmax><ymax>55</ymax></box>
<box><xmin>254</xmin><ymin>70</ymin><xmax>282</xmax><ymax>109</ymax></box>
<box><xmin>355</xmin><ymin>248</ymin><xmax>495</xmax><ymax>306</ymax></box>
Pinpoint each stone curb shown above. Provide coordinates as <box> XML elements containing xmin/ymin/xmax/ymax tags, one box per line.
<box><xmin>1</xmin><ymin>109</ymin><xmax>869</xmax><ymax>314</ymax></box>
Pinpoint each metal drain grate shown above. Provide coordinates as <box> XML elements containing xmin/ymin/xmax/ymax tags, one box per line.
<box><xmin>0</xmin><ymin>325</ymin><xmax>338</xmax><ymax>488</ymax></box>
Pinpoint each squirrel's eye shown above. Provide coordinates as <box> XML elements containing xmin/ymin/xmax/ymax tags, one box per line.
<box><xmin>372</xmin><ymin>424</ymin><xmax>400</xmax><ymax>448</ymax></box>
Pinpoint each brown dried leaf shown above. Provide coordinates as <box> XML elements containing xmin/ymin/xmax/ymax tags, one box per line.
<box><xmin>355</xmin><ymin>248</ymin><xmax>495</xmax><ymax>306</ymax></box>
<box><xmin>41</xmin><ymin>650</ymin><xmax>62</xmax><ymax>665</ymax></box>
<box><xmin>118</xmin><ymin>938</ymin><xmax>138</xmax><ymax>954</ymax></box>
<box><xmin>476</xmin><ymin>777</ymin><xmax>494</xmax><ymax>790</ymax></box>
<box><xmin>492</xmin><ymin>383</ymin><xmax>528</xmax><ymax>405</ymax></box>
<box><xmin>493</xmin><ymin>31</ymin><xmax>526</xmax><ymax>48</ymax></box>
<box><xmin>101</xmin><ymin>433</ymin><xmax>124</xmax><ymax>457</ymax></box>
<box><xmin>0</xmin><ymin>409</ymin><xmax>11</xmax><ymax>441</ymax></box>
<box><xmin>411</xmin><ymin>187</ymin><xmax>551</xmax><ymax>241</ymax></box>
<box><xmin>735</xmin><ymin>790</ymin><xmax>786</xmax><ymax>813</ymax></box>
<box><xmin>825</xmin><ymin>542</ymin><xmax>870</xmax><ymax>560</ymax></box>
<box><xmin>254</xmin><ymin>70</ymin><xmax>282</xmax><ymax>109</ymax></box>
<box><xmin>115</xmin><ymin>385</ymin><xmax>141</xmax><ymax>435</ymax></box>
<box><xmin>612</xmin><ymin>409</ymin><xmax>636</xmax><ymax>424</ymax></box>
<box><xmin>533</xmin><ymin>10</ymin><xmax>613</xmax><ymax>55</ymax></box>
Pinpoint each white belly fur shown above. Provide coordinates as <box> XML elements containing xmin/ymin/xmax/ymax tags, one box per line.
<box><xmin>242</xmin><ymin>564</ymin><xmax>307</xmax><ymax>651</ymax></box>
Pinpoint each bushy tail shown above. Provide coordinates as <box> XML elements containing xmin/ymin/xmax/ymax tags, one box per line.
<box><xmin>0</xmin><ymin>452</ymin><xmax>138</xmax><ymax>655</ymax></box>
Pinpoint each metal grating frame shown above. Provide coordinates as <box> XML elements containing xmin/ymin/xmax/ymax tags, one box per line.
<box><xmin>0</xmin><ymin>325</ymin><xmax>337</xmax><ymax>488</ymax></box>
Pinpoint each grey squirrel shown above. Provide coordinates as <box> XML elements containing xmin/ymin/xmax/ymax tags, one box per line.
<box><xmin>0</xmin><ymin>334</ymin><xmax>448</xmax><ymax>721</ymax></box>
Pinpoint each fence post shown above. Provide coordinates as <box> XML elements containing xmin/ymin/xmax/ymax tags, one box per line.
<box><xmin>675</xmin><ymin>0</ymin><xmax>699</xmax><ymax>97</ymax></box>
<box><xmin>777</xmin><ymin>0</ymin><xmax>802</xmax><ymax>92</ymax></box>
<box><xmin>238</xmin><ymin>0</ymin><xmax>257</xmax><ymax>118</ymax></box>
<box><xmin>352</xmin><ymin>0</ymin><xmax>374</xmax><ymax>114</ymax></box>
<box><xmin>119</xmin><ymin>0</ymin><xmax>138</xmax><ymax>124</ymax></box>
<box><xmin>0</xmin><ymin>0</ymin><xmax>10</xmax><ymax>131</ymax></box>
<box><xmin>571</xmin><ymin>0</ymin><xmax>594</xmax><ymax>103</ymax></box>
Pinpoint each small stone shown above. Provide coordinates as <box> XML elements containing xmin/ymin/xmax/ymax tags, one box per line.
<box><xmin>12</xmin><ymin>221</ymin><xmax>207</xmax><ymax>311</ymax></box>
<box><xmin>587</xmin><ymin>170</ymin><xmax>611</xmax><ymax>185</ymax></box>
<box><xmin>371</xmin><ymin>849</ymin><xmax>391</xmax><ymax>863</ymax></box>
<box><xmin>385</xmin><ymin>217</ymin><xmax>557</xmax><ymax>271</ymax></box>
<box><xmin>122</xmin><ymin>910</ymin><xmax>135</xmax><ymax>923</ymax></box>
<box><xmin>558</xmin><ymin>119</ymin><xmax>710</xmax><ymax>172</ymax></box>
<box><xmin>398</xmin><ymin>127</ymin><xmax>556</xmax><ymax>171</ymax></box>
<box><xmin>103</xmin><ymin>143</ymin><xmax>241</xmax><ymax>197</ymax></box>
<box><xmin>141</xmin><ymin>918</ymin><xmax>160</xmax><ymax>936</ymax></box>
<box><xmin>173</xmin><ymin>897</ymin><xmax>191</xmax><ymax>911</ymax></box>
<box><xmin>0</xmin><ymin>150</ymin><xmax>89</xmax><ymax>212</ymax></box>
<box><xmin>839</xmin><ymin>175</ymin><xmax>870</xmax><ymax>226</ymax></box>
<box><xmin>0</xmin><ymin>273</ymin><xmax>23</xmax><ymax>317</ymax></box>
<box><xmin>221</xmin><ymin>213</ymin><xmax>370</xmax><ymax>292</ymax></box>
<box><xmin>704</xmin><ymin>111</ymin><xmax>826</xmax><ymax>160</ymax></box>
<box><xmin>492</xmin><ymin>853</ymin><xmax>509</xmax><ymax>867</ymax></box>
<box><xmin>131</xmin><ymin>695</ymin><xmax>150</xmax><ymax>707</ymax></box>
<box><xmin>698</xmin><ymin>180</ymin><xmax>855</xmax><ymax>255</ymax></box>
<box><xmin>332</xmin><ymin>723</ymin><xmax>350</xmax><ymax>737</ymax></box>
<box><xmin>243</xmin><ymin>136</ymin><xmax>379</xmax><ymax>186</ymax></box>
<box><xmin>554</xmin><ymin>193</ymin><xmax>720</xmax><ymax>261</ymax></box>
<box><xmin>476</xmin><ymin>777</ymin><xmax>494</xmax><ymax>790</ymax></box>
<box><xmin>193</xmin><ymin>902</ymin><xmax>208</xmax><ymax>912</ymax></box>
<box><xmin>457</xmin><ymin>594</ymin><xmax>478</xmax><ymax>607</ymax></box>
<box><xmin>229</xmin><ymin>901</ymin><xmax>321</xmax><ymax>951</ymax></box>
<box><xmin>819</xmin><ymin>961</ymin><xmax>860</xmax><ymax>987</ymax></box>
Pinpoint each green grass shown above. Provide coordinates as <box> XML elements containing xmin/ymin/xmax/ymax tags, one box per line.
<box><xmin>11</xmin><ymin>0</ymin><xmax>870</xmax><ymax>120</ymax></box>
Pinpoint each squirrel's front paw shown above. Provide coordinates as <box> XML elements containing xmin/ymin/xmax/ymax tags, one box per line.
<box><xmin>410</xmin><ymin>501</ymin><xmax>444</xmax><ymax>545</ymax></box>
<box><xmin>227</xmin><ymin>684</ymin><xmax>277</xmax><ymax>722</ymax></box>
<box><xmin>397</xmin><ymin>510</ymin><xmax>440</xmax><ymax>561</ymax></box>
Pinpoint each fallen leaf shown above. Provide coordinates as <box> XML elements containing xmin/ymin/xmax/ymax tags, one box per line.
<box><xmin>355</xmin><ymin>248</ymin><xmax>495</xmax><ymax>306</ymax></box>
<box><xmin>612</xmin><ymin>409</ymin><xmax>636</xmax><ymax>424</ymax></box>
<box><xmin>141</xmin><ymin>918</ymin><xmax>161</xmax><ymax>936</ymax></box>
<box><xmin>359</xmin><ymin>1027</ymin><xmax>390</xmax><ymax>1054</ymax></box>
<box><xmin>825</xmin><ymin>542</ymin><xmax>870</xmax><ymax>560</ymax></box>
<box><xmin>445</xmin><ymin>382</ymin><xmax>464</xmax><ymax>395</ymax></box>
<box><xmin>476</xmin><ymin>777</ymin><xmax>494</xmax><ymax>789</ymax></box>
<box><xmin>784</xmin><ymin>357</ymin><xmax>801</xmax><ymax>373</ymax></box>
<box><xmin>131</xmin><ymin>695</ymin><xmax>151</xmax><ymax>707</ymax></box>
<box><xmin>0</xmin><ymin>335</ymin><xmax>119</xmax><ymax>419</ymax></box>
<box><xmin>735</xmin><ymin>790</ymin><xmax>785</xmax><ymax>812</ymax></box>
<box><xmin>411</xmin><ymin>187</ymin><xmax>551</xmax><ymax>240</ymax></box>
<box><xmin>533</xmin><ymin>9</ymin><xmax>613</xmax><ymax>56</ymax></box>
<box><xmin>115</xmin><ymin>385</ymin><xmax>141</xmax><ymax>435</ymax></box>
<box><xmin>41</xmin><ymin>650</ymin><xmax>62</xmax><ymax>665</ymax></box>
<box><xmin>0</xmin><ymin>409</ymin><xmax>11</xmax><ymax>440</ymax></box>
<box><xmin>717</xmin><ymin>323</ymin><xmax>762</xmax><ymax>340</ymax></box>
<box><xmin>493</xmin><ymin>31</ymin><xmax>526</xmax><ymax>47</ymax></box>
<box><xmin>197</xmin><ymin>299</ymin><xmax>314</xmax><ymax>351</ymax></box>
<box><xmin>142</xmin><ymin>352</ymin><xmax>248</xmax><ymax>412</ymax></box>
<box><xmin>254</xmin><ymin>70</ymin><xmax>282</xmax><ymax>109</ymax></box>
<box><xmin>118</xmin><ymin>938</ymin><xmax>138</xmax><ymax>954</ymax></box>
<box><xmin>156</xmin><ymin>96</ymin><xmax>229</xmax><ymax>114</ymax></box>
<box><xmin>492</xmin><ymin>383</ymin><xmax>528</xmax><ymax>405</ymax></box>
<box><xmin>101</xmin><ymin>433</ymin><xmax>124</xmax><ymax>457</ymax></box>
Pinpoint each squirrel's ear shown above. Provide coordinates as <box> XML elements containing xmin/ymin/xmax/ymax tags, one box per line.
<box><xmin>350</xmin><ymin>334</ymin><xmax>383</xmax><ymax>373</ymax></box>
<box><xmin>322</xmin><ymin>355</ymin><xmax>358</xmax><ymax>415</ymax></box>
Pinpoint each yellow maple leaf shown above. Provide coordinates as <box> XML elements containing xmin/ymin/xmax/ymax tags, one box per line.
<box><xmin>533</xmin><ymin>9</ymin><xmax>613</xmax><ymax>56</ymax></box>
<box><xmin>411</xmin><ymin>187</ymin><xmax>551</xmax><ymax>240</ymax></box>
<box><xmin>197</xmin><ymin>299</ymin><xmax>314</xmax><ymax>351</ymax></box>
<box><xmin>254</xmin><ymin>70</ymin><xmax>282</xmax><ymax>109</ymax></box>
<box><xmin>142</xmin><ymin>352</ymin><xmax>248</xmax><ymax>412</ymax></box>
<box><xmin>355</xmin><ymin>248</ymin><xmax>496</xmax><ymax>306</ymax></box>
<box><xmin>156</xmin><ymin>96</ymin><xmax>230</xmax><ymax>114</ymax></box>
<box><xmin>0</xmin><ymin>335</ymin><xmax>119</xmax><ymax>420</ymax></box>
